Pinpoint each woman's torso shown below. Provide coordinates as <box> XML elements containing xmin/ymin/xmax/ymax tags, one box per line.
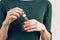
<box><xmin>1</xmin><ymin>0</ymin><xmax>47</xmax><ymax>40</ymax></box>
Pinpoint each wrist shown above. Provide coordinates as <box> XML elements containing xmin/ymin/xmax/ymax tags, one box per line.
<box><xmin>2</xmin><ymin>20</ymin><xmax>10</xmax><ymax>27</ymax></box>
<box><xmin>40</xmin><ymin>29</ymin><xmax>47</xmax><ymax>33</ymax></box>
<box><xmin>40</xmin><ymin>25</ymin><xmax>47</xmax><ymax>34</ymax></box>
<box><xmin>40</xmin><ymin>28</ymin><xmax>48</xmax><ymax>35</ymax></box>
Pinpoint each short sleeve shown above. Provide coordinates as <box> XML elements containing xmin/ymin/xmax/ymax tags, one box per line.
<box><xmin>43</xmin><ymin>1</ymin><xmax>52</xmax><ymax>40</ymax></box>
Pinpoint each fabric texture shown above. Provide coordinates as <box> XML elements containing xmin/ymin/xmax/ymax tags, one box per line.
<box><xmin>0</xmin><ymin>0</ymin><xmax>52</xmax><ymax>40</ymax></box>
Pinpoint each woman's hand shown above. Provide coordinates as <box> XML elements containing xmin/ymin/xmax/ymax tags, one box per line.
<box><xmin>22</xmin><ymin>19</ymin><xmax>46</xmax><ymax>32</ymax></box>
<box><xmin>3</xmin><ymin>7</ymin><xmax>24</xmax><ymax>25</ymax></box>
<box><xmin>0</xmin><ymin>7</ymin><xmax>24</xmax><ymax>40</ymax></box>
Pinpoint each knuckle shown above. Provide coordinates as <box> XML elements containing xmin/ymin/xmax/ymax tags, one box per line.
<box><xmin>33</xmin><ymin>19</ymin><xmax>36</xmax><ymax>21</ymax></box>
<box><xmin>17</xmin><ymin>7</ymin><xmax>23</xmax><ymax>11</ymax></box>
<box><xmin>15</xmin><ymin>7</ymin><xmax>19</xmax><ymax>9</ymax></box>
<box><xmin>19</xmin><ymin>8</ymin><xmax>23</xmax><ymax>10</ymax></box>
<box><xmin>7</xmin><ymin>9</ymin><xmax>13</xmax><ymax>13</ymax></box>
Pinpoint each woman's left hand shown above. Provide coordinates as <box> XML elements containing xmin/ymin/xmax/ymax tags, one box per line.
<box><xmin>22</xmin><ymin>19</ymin><xmax>47</xmax><ymax>32</ymax></box>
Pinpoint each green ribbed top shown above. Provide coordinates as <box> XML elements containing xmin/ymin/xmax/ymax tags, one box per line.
<box><xmin>0</xmin><ymin>0</ymin><xmax>52</xmax><ymax>40</ymax></box>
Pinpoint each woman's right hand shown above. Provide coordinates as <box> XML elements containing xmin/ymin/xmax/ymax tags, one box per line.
<box><xmin>3</xmin><ymin>7</ymin><xmax>24</xmax><ymax>25</ymax></box>
<box><xmin>0</xmin><ymin>7</ymin><xmax>24</xmax><ymax>40</ymax></box>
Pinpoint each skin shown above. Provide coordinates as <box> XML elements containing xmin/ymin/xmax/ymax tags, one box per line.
<box><xmin>21</xmin><ymin>0</ymin><xmax>33</xmax><ymax>1</ymax></box>
<box><xmin>0</xmin><ymin>7</ymin><xmax>51</xmax><ymax>40</ymax></box>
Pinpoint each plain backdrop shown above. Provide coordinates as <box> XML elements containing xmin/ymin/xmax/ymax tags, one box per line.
<box><xmin>49</xmin><ymin>0</ymin><xmax>60</xmax><ymax>40</ymax></box>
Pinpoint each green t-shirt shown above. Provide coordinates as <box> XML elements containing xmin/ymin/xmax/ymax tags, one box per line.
<box><xmin>0</xmin><ymin>0</ymin><xmax>52</xmax><ymax>40</ymax></box>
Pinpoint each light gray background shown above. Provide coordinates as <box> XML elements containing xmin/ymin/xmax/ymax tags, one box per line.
<box><xmin>49</xmin><ymin>0</ymin><xmax>60</xmax><ymax>40</ymax></box>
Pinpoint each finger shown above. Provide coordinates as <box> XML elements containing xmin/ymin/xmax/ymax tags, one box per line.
<box><xmin>10</xmin><ymin>15</ymin><xmax>17</xmax><ymax>19</ymax></box>
<box><xmin>23</xmin><ymin>22</ymin><xmax>37</xmax><ymax>28</ymax></box>
<box><xmin>23</xmin><ymin>25</ymin><xmax>37</xmax><ymax>31</ymax></box>
<box><xmin>14</xmin><ymin>7</ymin><xmax>24</xmax><ymax>15</ymax></box>
<box><xmin>15</xmin><ymin>7</ymin><xmax>23</xmax><ymax>11</ymax></box>
<box><xmin>27</xmin><ymin>19</ymin><xmax>38</xmax><ymax>24</ymax></box>
<box><xmin>7</xmin><ymin>15</ymin><xmax>17</xmax><ymax>23</ymax></box>
<box><xmin>9</xmin><ymin>11</ymin><xmax>20</xmax><ymax>18</ymax></box>
<box><xmin>13</xmin><ymin>9</ymin><xmax>24</xmax><ymax>15</ymax></box>
<box><xmin>23</xmin><ymin>24</ymin><xmax>29</xmax><ymax>28</ymax></box>
<box><xmin>8</xmin><ymin>7</ymin><xmax>24</xmax><ymax>16</ymax></box>
<box><xmin>26</xmin><ymin>28</ymin><xmax>37</xmax><ymax>32</ymax></box>
<box><xmin>23</xmin><ymin>19</ymin><xmax>36</xmax><ymax>25</ymax></box>
<box><xmin>30</xmin><ymin>19</ymin><xmax>39</xmax><ymax>23</ymax></box>
<box><xmin>23</xmin><ymin>20</ymin><xmax>37</xmax><ymax>28</ymax></box>
<box><xmin>23</xmin><ymin>20</ymin><xmax>30</xmax><ymax>25</ymax></box>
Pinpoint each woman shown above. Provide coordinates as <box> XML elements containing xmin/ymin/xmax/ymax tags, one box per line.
<box><xmin>0</xmin><ymin>0</ymin><xmax>52</xmax><ymax>40</ymax></box>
